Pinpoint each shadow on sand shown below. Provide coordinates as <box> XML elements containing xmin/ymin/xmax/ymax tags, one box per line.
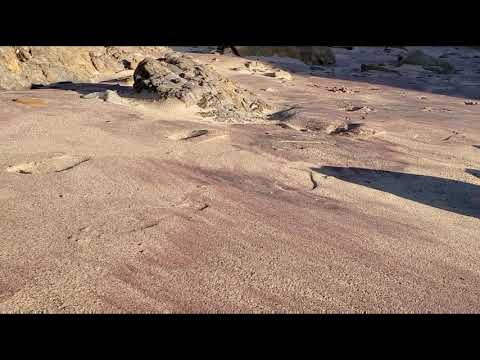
<box><xmin>312</xmin><ymin>166</ymin><xmax>480</xmax><ymax>219</ymax></box>
<box><xmin>174</xmin><ymin>47</ymin><xmax>480</xmax><ymax>101</ymax></box>
<box><xmin>275</xmin><ymin>61</ymin><xmax>480</xmax><ymax>101</ymax></box>
<box><xmin>40</xmin><ymin>46</ymin><xmax>480</xmax><ymax>102</ymax></box>
<box><xmin>34</xmin><ymin>81</ymin><xmax>137</xmax><ymax>98</ymax></box>
<box><xmin>466</xmin><ymin>168</ymin><xmax>480</xmax><ymax>179</ymax></box>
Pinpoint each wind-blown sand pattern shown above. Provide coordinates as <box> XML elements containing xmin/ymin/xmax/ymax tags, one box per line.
<box><xmin>6</xmin><ymin>155</ymin><xmax>90</xmax><ymax>174</ymax></box>
<box><xmin>1</xmin><ymin>46</ymin><xmax>480</xmax><ymax>313</ymax></box>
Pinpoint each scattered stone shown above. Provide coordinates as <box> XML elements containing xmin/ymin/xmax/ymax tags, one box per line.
<box><xmin>230</xmin><ymin>67</ymin><xmax>251</xmax><ymax>74</ymax></box>
<box><xmin>264</xmin><ymin>70</ymin><xmax>293</xmax><ymax>81</ymax></box>
<box><xmin>15</xmin><ymin>47</ymin><xmax>32</xmax><ymax>62</ymax></box>
<box><xmin>262</xmin><ymin>87</ymin><xmax>276</xmax><ymax>92</ymax></box>
<box><xmin>267</xmin><ymin>106</ymin><xmax>300</xmax><ymax>121</ymax></box>
<box><xmin>327</xmin><ymin>86</ymin><xmax>354</xmax><ymax>94</ymax></box>
<box><xmin>102</xmin><ymin>90</ymin><xmax>126</xmax><ymax>105</ymax></box>
<box><xmin>80</xmin><ymin>90</ymin><xmax>126</xmax><ymax>105</ymax></box>
<box><xmin>326</xmin><ymin>121</ymin><xmax>349</xmax><ymax>135</ymax></box>
<box><xmin>133</xmin><ymin>53</ymin><xmax>270</xmax><ymax>121</ymax></box>
<box><xmin>244</xmin><ymin>60</ymin><xmax>271</xmax><ymax>73</ymax></box>
<box><xmin>168</xmin><ymin>129</ymin><xmax>209</xmax><ymax>140</ymax></box>
<box><xmin>346</xmin><ymin>105</ymin><xmax>363</xmax><ymax>112</ymax></box>
<box><xmin>325</xmin><ymin>121</ymin><xmax>363</xmax><ymax>135</ymax></box>
<box><xmin>341</xmin><ymin>105</ymin><xmax>375</xmax><ymax>113</ymax></box>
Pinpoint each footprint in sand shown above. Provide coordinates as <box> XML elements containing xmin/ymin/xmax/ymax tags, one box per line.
<box><xmin>6</xmin><ymin>155</ymin><xmax>90</xmax><ymax>174</ymax></box>
<box><xmin>12</xmin><ymin>97</ymin><xmax>48</xmax><ymax>107</ymax></box>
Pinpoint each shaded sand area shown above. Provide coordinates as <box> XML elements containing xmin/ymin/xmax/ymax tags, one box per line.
<box><xmin>1</xmin><ymin>47</ymin><xmax>479</xmax><ymax>313</ymax></box>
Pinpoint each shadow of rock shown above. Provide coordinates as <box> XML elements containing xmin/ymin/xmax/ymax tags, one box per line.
<box><xmin>240</xmin><ymin>48</ymin><xmax>480</xmax><ymax>101</ymax></box>
<box><xmin>32</xmin><ymin>81</ymin><xmax>140</xmax><ymax>100</ymax></box>
<box><xmin>466</xmin><ymin>168</ymin><xmax>480</xmax><ymax>179</ymax></box>
<box><xmin>312</xmin><ymin>166</ymin><xmax>480</xmax><ymax>219</ymax></box>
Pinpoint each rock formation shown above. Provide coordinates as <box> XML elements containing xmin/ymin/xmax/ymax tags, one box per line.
<box><xmin>397</xmin><ymin>49</ymin><xmax>455</xmax><ymax>74</ymax></box>
<box><xmin>133</xmin><ymin>53</ymin><xmax>270</xmax><ymax>121</ymax></box>
<box><xmin>234</xmin><ymin>46</ymin><xmax>336</xmax><ymax>66</ymax></box>
<box><xmin>0</xmin><ymin>46</ymin><xmax>170</xmax><ymax>90</ymax></box>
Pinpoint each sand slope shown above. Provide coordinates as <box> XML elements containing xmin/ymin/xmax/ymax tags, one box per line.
<box><xmin>0</xmin><ymin>47</ymin><xmax>479</xmax><ymax>313</ymax></box>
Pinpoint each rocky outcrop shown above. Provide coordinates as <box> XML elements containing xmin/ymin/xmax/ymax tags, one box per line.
<box><xmin>397</xmin><ymin>49</ymin><xmax>455</xmax><ymax>74</ymax></box>
<box><xmin>0</xmin><ymin>46</ymin><xmax>170</xmax><ymax>90</ymax></box>
<box><xmin>133</xmin><ymin>53</ymin><xmax>270</xmax><ymax>121</ymax></box>
<box><xmin>234</xmin><ymin>46</ymin><xmax>336</xmax><ymax>66</ymax></box>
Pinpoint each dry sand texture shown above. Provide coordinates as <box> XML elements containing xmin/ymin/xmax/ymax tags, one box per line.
<box><xmin>0</xmin><ymin>46</ymin><xmax>480</xmax><ymax>313</ymax></box>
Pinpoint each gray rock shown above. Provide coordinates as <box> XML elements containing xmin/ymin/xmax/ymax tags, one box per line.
<box><xmin>325</xmin><ymin>121</ymin><xmax>364</xmax><ymax>135</ymax></box>
<box><xmin>133</xmin><ymin>53</ymin><xmax>270</xmax><ymax>121</ymax></box>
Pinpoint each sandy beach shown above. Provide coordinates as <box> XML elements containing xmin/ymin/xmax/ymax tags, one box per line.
<box><xmin>1</xmin><ymin>46</ymin><xmax>479</xmax><ymax>313</ymax></box>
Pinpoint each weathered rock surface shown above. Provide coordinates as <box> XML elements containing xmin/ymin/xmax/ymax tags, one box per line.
<box><xmin>0</xmin><ymin>46</ymin><xmax>170</xmax><ymax>90</ymax></box>
<box><xmin>133</xmin><ymin>53</ymin><xmax>270</xmax><ymax>121</ymax></box>
<box><xmin>235</xmin><ymin>46</ymin><xmax>336</xmax><ymax>66</ymax></box>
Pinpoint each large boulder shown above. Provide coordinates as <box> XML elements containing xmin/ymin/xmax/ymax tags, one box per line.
<box><xmin>133</xmin><ymin>53</ymin><xmax>270</xmax><ymax>121</ymax></box>
<box><xmin>234</xmin><ymin>46</ymin><xmax>336</xmax><ymax>66</ymax></box>
<box><xmin>0</xmin><ymin>46</ymin><xmax>170</xmax><ymax>90</ymax></box>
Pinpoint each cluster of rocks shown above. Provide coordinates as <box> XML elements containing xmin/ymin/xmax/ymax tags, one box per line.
<box><xmin>234</xmin><ymin>46</ymin><xmax>336</xmax><ymax>66</ymax></box>
<box><xmin>397</xmin><ymin>49</ymin><xmax>455</xmax><ymax>74</ymax></box>
<box><xmin>133</xmin><ymin>53</ymin><xmax>270</xmax><ymax>121</ymax></box>
<box><xmin>0</xmin><ymin>46</ymin><xmax>170</xmax><ymax>90</ymax></box>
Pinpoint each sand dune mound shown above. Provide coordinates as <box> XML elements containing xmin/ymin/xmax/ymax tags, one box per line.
<box><xmin>133</xmin><ymin>53</ymin><xmax>270</xmax><ymax>121</ymax></box>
